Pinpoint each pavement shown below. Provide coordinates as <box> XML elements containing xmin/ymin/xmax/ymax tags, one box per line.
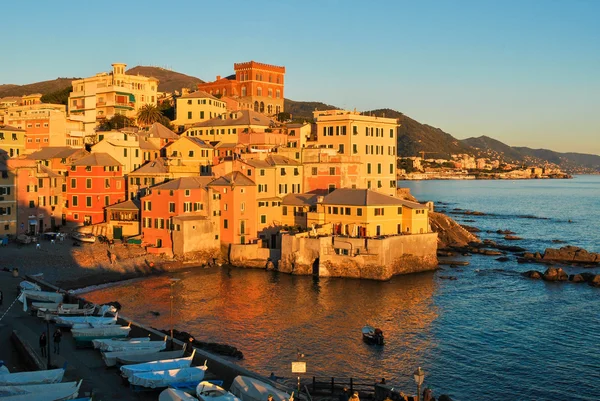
<box><xmin>0</xmin><ymin>270</ymin><xmax>158</xmax><ymax>400</ymax></box>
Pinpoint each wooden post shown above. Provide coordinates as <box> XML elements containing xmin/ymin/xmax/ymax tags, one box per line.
<box><xmin>350</xmin><ymin>378</ymin><xmax>353</xmax><ymax>394</ymax></box>
<box><xmin>331</xmin><ymin>377</ymin><xmax>335</xmax><ymax>395</ymax></box>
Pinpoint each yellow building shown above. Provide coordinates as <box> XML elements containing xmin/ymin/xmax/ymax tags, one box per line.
<box><xmin>0</xmin><ymin>162</ymin><xmax>16</xmax><ymax>235</ymax></box>
<box><xmin>91</xmin><ymin>131</ymin><xmax>160</xmax><ymax>174</ymax></box>
<box><xmin>2</xmin><ymin>103</ymin><xmax>68</xmax><ymax>150</ymax></box>
<box><xmin>68</xmin><ymin>63</ymin><xmax>159</xmax><ymax>134</ymax></box>
<box><xmin>282</xmin><ymin>188</ymin><xmax>429</xmax><ymax>237</ymax></box>
<box><xmin>182</xmin><ymin>109</ymin><xmax>275</xmax><ymax>144</ymax></box>
<box><xmin>0</xmin><ymin>125</ymin><xmax>26</xmax><ymax>159</ymax></box>
<box><xmin>172</xmin><ymin>90</ymin><xmax>228</xmax><ymax>131</ymax></box>
<box><xmin>165</xmin><ymin>136</ymin><xmax>215</xmax><ymax>174</ymax></box>
<box><xmin>314</xmin><ymin>110</ymin><xmax>398</xmax><ymax>196</ymax></box>
<box><xmin>21</xmin><ymin>93</ymin><xmax>42</xmax><ymax>106</ymax></box>
<box><xmin>128</xmin><ymin>157</ymin><xmax>202</xmax><ymax>200</ymax></box>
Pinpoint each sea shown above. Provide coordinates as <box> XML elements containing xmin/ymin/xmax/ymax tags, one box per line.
<box><xmin>83</xmin><ymin>176</ymin><xmax>600</xmax><ymax>401</ymax></box>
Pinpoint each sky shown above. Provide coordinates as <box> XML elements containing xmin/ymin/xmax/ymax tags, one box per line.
<box><xmin>2</xmin><ymin>0</ymin><xmax>599</xmax><ymax>154</ymax></box>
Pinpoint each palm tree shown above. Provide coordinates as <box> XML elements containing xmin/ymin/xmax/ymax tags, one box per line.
<box><xmin>136</xmin><ymin>104</ymin><xmax>163</xmax><ymax>127</ymax></box>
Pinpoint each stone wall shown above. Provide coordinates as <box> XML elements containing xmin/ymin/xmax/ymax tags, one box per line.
<box><xmin>229</xmin><ymin>243</ymin><xmax>281</xmax><ymax>268</ymax></box>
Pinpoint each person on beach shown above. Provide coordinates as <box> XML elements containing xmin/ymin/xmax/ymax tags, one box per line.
<box><xmin>339</xmin><ymin>387</ymin><xmax>350</xmax><ymax>401</ymax></box>
<box><xmin>53</xmin><ymin>328</ymin><xmax>62</xmax><ymax>354</ymax></box>
<box><xmin>39</xmin><ymin>332</ymin><xmax>47</xmax><ymax>357</ymax></box>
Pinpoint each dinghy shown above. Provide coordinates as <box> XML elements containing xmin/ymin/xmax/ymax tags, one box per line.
<box><xmin>116</xmin><ymin>348</ymin><xmax>185</xmax><ymax>366</ymax></box>
<box><xmin>196</xmin><ymin>380</ymin><xmax>241</xmax><ymax>401</ymax></box>
<box><xmin>54</xmin><ymin>314</ymin><xmax>117</xmax><ymax>328</ymax></box>
<box><xmin>18</xmin><ymin>290</ymin><xmax>64</xmax><ymax>309</ymax></box>
<box><xmin>121</xmin><ymin>350</ymin><xmax>195</xmax><ymax>380</ymax></box>
<box><xmin>18</xmin><ymin>281</ymin><xmax>41</xmax><ymax>292</ymax></box>
<box><xmin>37</xmin><ymin>305</ymin><xmax>95</xmax><ymax>318</ymax></box>
<box><xmin>230</xmin><ymin>376</ymin><xmax>291</xmax><ymax>401</ymax></box>
<box><xmin>0</xmin><ymin>368</ymin><xmax>64</xmax><ymax>386</ymax></box>
<box><xmin>97</xmin><ymin>336</ymin><xmax>166</xmax><ymax>352</ymax></box>
<box><xmin>72</xmin><ymin>324</ymin><xmax>131</xmax><ymax>346</ymax></box>
<box><xmin>130</xmin><ymin>362</ymin><xmax>208</xmax><ymax>389</ymax></box>
<box><xmin>31</xmin><ymin>302</ymin><xmax>80</xmax><ymax>313</ymax></box>
<box><xmin>92</xmin><ymin>337</ymin><xmax>150</xmax><ymax>350</ymax></box>
<box><xmin>159</xmin><ymin>388</ymin><xmax>198</xmax><ymax>401</ymax></box>
<box><xmin>0</xmin><ymin>380</ymin><xmax>81</xmax><ymax>401</ymax></box>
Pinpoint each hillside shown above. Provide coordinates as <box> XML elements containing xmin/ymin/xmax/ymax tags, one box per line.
<box><xmin>284</xmin><ymin>99</ymin><xmax>338</xmax><ymax>120</ymax></box>
<box><xmin>0</xmin><ymin>78</ymin><xmax>75</xmax><ymax>98</ymax></box>
<box><xmin>461</xmin><ymin>135</ymin><xmax>525</xmax><ymax>162</ymax></box>
<box><xmin>126</xmin><ymin>66</ymin><xmax>203</xmax><ymax>93</ymax></box>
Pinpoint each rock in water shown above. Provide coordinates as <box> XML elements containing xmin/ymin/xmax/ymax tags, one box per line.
<box><xmin>543</xmin><ymin>267</ymin><xmax>568</xmax><ymax>282</ymax></box>
<box><xmin>569</xmin><ymin>274</ymin><xmax>585</xmax><ymax>283</ymax></box>
<box><xmin>429</xmin><ymin>212</ymin><xmax>481</xmax><ymax>249</ymax></box>
<box><xmin>522</xmin><ymin>270</ymin><xmax>542</xmax><ymax>279</ymax></box>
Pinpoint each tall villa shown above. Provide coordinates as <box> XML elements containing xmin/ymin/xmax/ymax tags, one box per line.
<box><xmin>68</xmin><ymin>63</ymin><xmax>159</xmax><ymax>134</ymax></box>
<box><xmin>197</xmin><ymin>61</ymin><xmax>285</xmax><ymax>116</ymax></box>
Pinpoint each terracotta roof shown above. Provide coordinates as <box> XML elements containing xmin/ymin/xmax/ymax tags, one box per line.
<box><xmin>211</xmin><ymin>141</ymin><xmax>241</xmax><ymax>149</ymax></box>
<box><xmin>152</xmin><ymin>176</ymin><xmax>213</xmax><ymax>191</ymax></box>
<box><xmin>129</xmin><ymin>157</ymin><xmax>171</xmax><ymax>175</ymax></box>
<box><xmin>71</xmin><ymin>152</ymin><xmax>121</xmax><ymax>167</ymax></box>
<box><xmin>323</xmin><ymin>189</ymin><xmax>426</xmax><ymax>208</ymax></box>
<box><xmin>282</xmin><ymin>193</ymin><xmax>320</xmax><ymax>206</ymax></box>
<box><xmin>244</xmin><ymin>155</ymin><xmax>300</xmax><ymax>168</ymax></box>
<box><xmin>180</xmin><ymin>90</ymin><xmax>218</xmax><ymax>100</ymax></box>
<box><xmin>209</xmin><ymin>171</ymin><xmax>255</xmax><ymax>187</ymax></box>
<box><xmin>39</xmin><ymin>165</ymin><xmax>61</xmax><ymax>178</ymax></box>
<box><xmin>106</xmin><ymin>199</ymin><xmax>140</xmax><ymax>210</ymax></box>
<box><xmin>190</xmin><ymin>110</ymin><xmax>276</xmax><ymax>129</ymax></box>
<box><xmin>146</xmin><ymin>122</ymin><xmax>179</xmax><ymax>139</ymax></box>
<box><xmin>173</xmin><ymin>213</ymin><xmax>209</xmax><ymax>222</ymax></box>
<box><xmin>26</xmin><ymin>147</ymin><xmax>88</xmax><ymax>160</ymax></box>
<box><xmin>185</xmin><ymin>137</ymin><xmax>213</xmax><ymax>148</ymax></box>
<box><xmin>0</xmin><ymin>125</ymin><xmax>26</xmax><ymax>132</ymax></box>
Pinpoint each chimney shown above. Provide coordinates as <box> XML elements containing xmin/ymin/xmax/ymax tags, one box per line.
<box><xmin>216</xmin><ymin>75</ymin><xmax>221</xmax><ymax>80</ymax></box>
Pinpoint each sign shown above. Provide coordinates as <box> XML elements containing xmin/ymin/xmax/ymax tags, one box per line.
<box><xmin>291</xmin><ymin>362</ymin><xmax>306</xmax><ymax>373</ymax></box>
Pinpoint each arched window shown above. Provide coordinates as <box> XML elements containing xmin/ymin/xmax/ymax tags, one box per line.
<box><xmin>260</xmin><ymin>102</ymin><xmax>265</xmax><ymax>113</ymax></box>
<box><xmin>276</xmin><ymin>106</ymin><xmax>281</xmax><ymax>114</ymax></box>
<box><xmin>267</xmin><ymin>105</ymin><xmax>273</xmax><ymax>114</ymax></box>
<box><xmin>254</xmin><ymin>101</ymin><xmax>259</xmax><ymax>112</ymax></box>
<box><xmin>276</xmin><ymin>90</ymin><xmax>280</xmax><ymax>99</ymax></box>
<box><xmin>223</xmin><ymin>89</ymin><xmax>227</xmax><ymax>96</ymax></box>
<box><xmin>257</xmin><ymin>87</ymin><xmax>262</xmax><ymax>96</ymax></box>
<box><xmin>241</xmin><ymin>86</ymin><xmax>247</xmax><ymax>97</ymax></box>
<box><xmin>268</xmin><ymin>88</ymin><xmax>273</xmax><ymax>98</ymax></box>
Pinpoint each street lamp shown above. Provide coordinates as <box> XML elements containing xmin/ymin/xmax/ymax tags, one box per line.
<box><xmin>413</xmin><ymin>367</ymin><xmax>425</xmax><ymax>401</ymax></box>
<box><xmin>169</xmin><ymin>278</ymin><xmax>181</xmax><ymax>350</ymax></box>
<box><xmin>291</xmin><ymin>349</ymin><xmax>306</xmax><ymax>395</ymax></box>
<box><xmin>43</xmin><ymin>311</ymin><xmax>52</xmax><ymax>369</ymax></box>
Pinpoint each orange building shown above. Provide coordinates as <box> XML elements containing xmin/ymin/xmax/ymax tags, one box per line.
<box><xmin>302</xmin><ymin>148</ymin><xmax>362</xmax><ymax>194</ymax></box>
<box><xmin>3</xmin><ymin>103</ymin><xmax>68</xmax><ymax>151</ymax></box>
<box><xmin>208</xmin><ymin>172</ymin><xmax>257</xmax><ymax>244</ymax></box>
<box><xmin>25</xmin><ymin>147</ymin><xmax>89</xmax><ymax>174</ymax></box>
<box><xmin>197</xmin><ymin>61</ymin><xmax>285</xmax><ymax>116</ymax></box>
<box><xmin>65</xmin><ymin>153</ymin><xmax>125</xmax><ymax>225</ymax></box>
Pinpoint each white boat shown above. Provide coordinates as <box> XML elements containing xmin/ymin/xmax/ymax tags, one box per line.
<box><xmin>18</xmin><ymin>281</ymin><xmax>41</xmax><ymax>292</ymax></box>
<box><xmin>18</xmin><ymin>291</ymin><xmax>64</xmax><ymax>310</ymax></box>
<box><xmin>115</xmin><ymin>348</ymin><xmax>186</xmax><ymax>366</ymax></box>
<box><xmin>159</xmin><ymin>388</ymin><xmax>198</xmax><ymax>401</ymax></box>
<box><xmin>55</xmin><ymin>314</ymin><xmax>117</xmax><ymax>328</ymax></box>
<box><xmin>0</xmin><ymin>368</ymin><xmax>64</xmax><ymax>386</ymax></box>
<box><xmin>93</xmin><ymin>337</ymin><xmax>150</xmax><ymax>349</ymax></box>
<box><xmin>71</xmin><ymin>325</ymin><xmax>131</xmax><ymax>342</ymax></box>
<box><xmin>31</xmin><ymin>302</ymin><xmax>80</xmax><ymax>313</ymax></box>
<box><xmin>130</xmin><ymin>363</ymin><xmax>208</xmax><ymax>389</ymax></box>
<box><xmin>0</xmin><ymin>365</ymin><xmax>9</xmax><ymax>375</ymax></box>
<box><xmin>0</xmin><ymin>380</ymin><xmax>81</xmax><ymax>400</ymax></box>
<box><xmin>196</xmin><ymin>380</ymin><xmax>241</xmax><ymax>401</ymax></box>
<box><xmin>72</xmin><ymin>233</ymin><xmax>96</xmax><ymax>243</ymax></box>
<box><xmin>121</xmin><ymin>350</ymin><xmax>195</xmax><ymax>379</ymax></box>
<box><xmin>230</xmin><ymin>376</ymin><xmax>291</xmax><ymax>401</ymax></box>
<box><xmin>37</xmin><ymin>305</ymin><xmax>95</xmax><ymax>318</ymax></box>
<box><xmin>98</xmin><ymin>337</ymin><xmax>166</xmax><ymax>352</ymax></box>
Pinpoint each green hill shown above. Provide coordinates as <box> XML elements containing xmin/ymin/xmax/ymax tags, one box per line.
<box><xmin>126</xmin><ymin>66</ymin><xmax>203</xmax><ymax>93</ymax></box>
<box><xmin>0</xmin><ymin>78</ymin><xmax>76</xmax><ymax>98</ymax></box>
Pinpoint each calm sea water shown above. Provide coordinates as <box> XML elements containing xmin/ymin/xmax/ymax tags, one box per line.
<box><xmin>84</xmin><ymin>176</ymin><xmax>600</xmax><ymax>400</ymax></box>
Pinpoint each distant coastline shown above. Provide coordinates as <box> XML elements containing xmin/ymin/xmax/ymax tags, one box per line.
<box><xmin>398</xmin><ymin>172</ymin><xmax>572</xmax><ymax>181</ymax></box>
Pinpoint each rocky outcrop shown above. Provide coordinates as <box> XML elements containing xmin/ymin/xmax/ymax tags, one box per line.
<box><xmin>430</xmin><ymin>212</ymin><xmax>480</xmax><ymax>248</ymax></box>
<box><xmin>542</xmin><ymin>267</ymin><xmax>568</xmax><ymax>282</ymax></box>
<box><xmin>520</xmin><ymin>246</ymin><xmax>600</xmax><ymax>266</ymax></box>
<box><xmin>522</xmin><ymin>268</ymin><xmax>600</xmax><ymax>287</ymax></box>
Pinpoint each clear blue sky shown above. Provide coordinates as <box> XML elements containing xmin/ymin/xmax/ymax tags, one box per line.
<box><xmin>3</xmin><ymin>0</ymin><xmax>599</xmax><ymax>154</ymax></box>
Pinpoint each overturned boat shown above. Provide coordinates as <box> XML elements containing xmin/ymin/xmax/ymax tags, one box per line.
<box><xmin>0</xmin><ymin>380</ymin><xmax>81</xmax><ymax>401</ymax></box>
<box><xmin>96</xmin><ymin>336</ymin><xmax>166</xmax><ymax>352</ymax></box>
<box><xmin>196</xmin><ymin>380</ymin><xmax>241</xmax><ymax>401</ymax></box>
<box><xmin>0</xmin><ymin>367</ymin><xmax>65</xmax><ymax>386</ymax></box>
<box><xmin>54</xmin><ymin>314</ymin><xmax>118</xmax><ymax>328</ymax></box>
<box><xmin>115</xmin><ymin>347</ymin><xmax>186</xmax><ymax>366</ymax></box>
<box><xmin>129</xmin><ymin>362</ymin><xmax>208</xmax><ymax>389</ymax></box>
<box><xmin>121</xmin><ymin>350</ymin><xmax>196</xmax><ymax>380</ymax></box>
<box><xmin>229</xmin><ymin>376</ymin><xmax>291</xmax><ymax>401</ymax></box>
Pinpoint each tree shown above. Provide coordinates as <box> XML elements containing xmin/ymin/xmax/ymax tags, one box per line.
<box><xmin>136</xmin><ymin>104</ymin><xmax>163</xmax><ymax>127</ymax></box>
<box><xmin>97</xmin><ymin>115</ymin><xmax>136</xmax><ymax>132</ymax></box>
<box><xmin>41</xmin><ymin>86</ymin><xmax>72</xmax><ymax>106</ymax></box>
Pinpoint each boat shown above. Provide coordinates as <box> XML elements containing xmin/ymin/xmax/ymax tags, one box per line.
<box><xmin>37</xmin><ymin>305</ymin><xmax>96</xmax><ymax>318</ymax></box>
<box><xmin>159</xmin><ymin>388</ymin><xmax>198</xmax><ymax>401</ymax></box>
<box><xmin>93</xmin><ymin>337</ymin><xmax>150</xmax><ymax>350</ymax></box>
<box><xmin>97</xmin><ymin>337</ymin><xmax>166</xmax><ymax>352</ymax></box>
<box><xmin>71</xmin><ymin>325</ymin><xmax>131</xmax><ymax>346</ymax></box>
<box><xmin>121</xmin><ymin>350</ymin><xmax>196</xmax><ymax>380</ymax></box>
<box><xmin>129</xmin><ymin>362</ymin><xmax>208</xmax><ymax>389</ymax></box>
<box><xmin>72</xmin><ymin>232</ymin><xmax>96</xmax><ymax>243</ymax></box>
<box><xmin>31</xmin><ymin>302</ymin><xmax>80</xmax><ymax>313</ymax></box>
<box><xmin>18</xmin><ymin>281</ymin><xmax>41</xmax><ymax>292</ymax></box>
<box><xmin>196</xmin><ymin>380</ymin><xmax>241</xmax><ymax>401</ymax></box>
<box><xmin>229</xmin><ymin>376</ymin><xmax>291</xmax><ymax>401</ymax></box>
<box><xmin>0</xmin><ymin>368</ymin><xmax>64</xmax><ymax>385</ymax></box>
<box><xmin>18</xmin><ymin>290</ymin><xmax>64</xmax><ymax>310</ymax></box>
<box><xmin>0</xmin><ymin>380</ymin><xmax>81</xmax><ymax>401</ymax></box>
<box><xmin>113</xmin><ymin>348</ymin><xmax>186</xmax><ymax>366</ymax></box>
<box><xmin>361</xmin><ymin>325</ymin><xmax>384</xmax><ymax>345</ymax></box>
<box><xmin>54</xmin><ymin>314</ymin><xmax>118</xmax><ymax>328</ymax></box>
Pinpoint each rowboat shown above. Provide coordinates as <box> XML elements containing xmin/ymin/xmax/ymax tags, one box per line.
<box><xmin>18</xmin><ymin>290</ymin><xmax>64</xmax><ymax>310</ymax></box>
<box><xmin>159</xmin><ymin>388</ymin><xmax>198</xmax><ymax>401</ymax></box>
<box><xmin>196</xmin><ymin>380</ymin><xmax>241</xmax><ymax>401</ymax></box>
<box><xmin>72</xmin><ymin>325</ymin><xmax>131</xmax><ymax>346</ymax></box>
<box><xmin>121</xmin><ymin>350</ymin><xmax>195</xmax><ymax>380</ymax></box>
<box><xmin>113</xmin><ymin>348</ymin><xmax>186</xmax><ymax>366</ymax></box>
<box><xmin>0</xmin><ymin>368</ymin><xmax>64</xmax><ymax>386</ymax></box>
<box><xmin>37</xmin><ymin>305</ymin><xmax>96</xmax><ymax>318</ymax></box>
<box><xmin>362</xmin><ymin>325</ymin><xmax>384</xmax><ymax>345</ymax></box>
<box><xmin>93</xmin><ymin>337</ymin><xmax>155</xmax><ymax>351</ymax></box>
<box><xmin>230</xmin><ymin>376</ymin><xmax>291</xmax><ymax>401</ymax></box>
<box><xmin>0</xmin><ymin>380</ymin><xmax>81</xmax><ymax>401</ymax></box>
<box><xmin>96</xmin><ymin>337</ymin><xmax>166</xmax><ymax>352</ymax></box>
<box><xmin>72</xmin><ymin>233</ymin><xmax>96</xmax><ymax>243</ymax></box>
<box><xmin>31</xmin><ymin>302</ymin><xmax>80</xmax><ymax>313</ymax></box>
<box><xmin>18</xmin><ymin>281</ymin><xmax>41</xmax><ymax>292</ymax></box>
<box><xmin>129</xmin><ymin>362</ymin><xmax>208</xmax><ymax>389</ymax></box>
<box><xmin>54</xmin><ymin>314</ymin><xmax>118</xmax><ymax>328</ymax></box>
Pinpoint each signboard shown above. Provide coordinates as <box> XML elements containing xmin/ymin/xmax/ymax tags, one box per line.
<box><xmin>291</xmin><ymin>362</ymin><xmax>306</xmax><ymax>373</ymax></box>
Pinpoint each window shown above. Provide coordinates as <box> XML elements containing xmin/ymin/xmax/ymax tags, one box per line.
<box><xmin>398</xmin><ymin>207</ymin><xmax>403</xmax><ymax>215</ymax></box>
<box><xmin>353</xmin><ymin>144</ymin><xmax>358</xmax><ymax>154</ymax></box>
<box><xmin>357</xmin><ymin>208</ymin><xmax>363</xmax><ymax>216</ymax></box>
<box><xmin>169</xmin><ymin>202</ymin><xmax>175</xmax><ymax>213</ymax></box>
<box><xmin>390</xmin><ymin>128</ymin><xmax>394</xmax><ymax>138</ymax></box>
<box><xmin>188</xmin><ymin>150</ymin><xmax>194</xmax><ymax>157</ymax></box>
<box><xmin>224</xmin><ymin>220</ymin><xmax>228</xmax><ymax>229</ymax></box>
<box><xmin>345</xmin><ymin>207</ymin><xmax>351</xmax><ymax>215</ymax></box>
<box><xmin>72</xmin><ymin>196</ymin><xmax>78</xmax><ymax>207</ymax></box>
<box><xmin>329</xmin><ymin>167</ymin><xmax>335</xmax><ymax>175</ymax></box>
<box><xmin>280</xmin><ymin>168</ymin><xmax>286</xmax><ymax>176</ymax></box>
<box><xmin>260</xmin><ymin>215</ymin><xmax>266</xmax><ymax>224</ymax></box>
<box><xmin>29</xmin><ymin>200</ymin><xmax>35</xmax><ymax>208</ymax></box>
<box><xmin>390</xmin><ymin>164</ymin><xmax>394</xmax><ymax>174</ymax></box>
<box><xmin>241</xmin><ymin>202</ymin><xmax>245</xmax><ymax>211</ymax></box>
<box><xmin>183</xmin><ymin>202</ymin><xmax>192</xmax><ymax>212</ymax></box>
<box><xmin>282</xmin><ymin>206</ymin><xmax>287</xmax><ymax>216</ymax></box>
<box><xmin>312</xmin><ymin>167</ymin><xmax>317</xmax><ymax>175</ymax></box>
<box><xmin>260</xmin><ymin>169</ymin><xmax>265</xmax><ymax>176</ymax></box>
<box><xmin>338</xmin><ymin>144</ymin><xmax>344</xmax><ymax>154</ymax></box>
<box><xmin>294</xmin><ymin>168</ymin><xmax>299</xmax><ymax>176</ymax></box>
<box><xmin>105</xmin><ymin>196</ymin><xmax>110</xmax><ymax>206</ymax></box>
<box><xmin>390</xmin><ymin>180</ymin><xmax>397</xmax><ymax>188</ymax></box>
<box><xmin>86</xmin><ymin>178</ymin><xmax>92</xmax><ymax>189</ymax></box>
<box><xmin>12</xmin><ymin>133</ymin><xmax>17</xmax><ymax>140</ymax></box>
<box><xmin>377</xmin><ymin>164</ymin><xmax>382</xmax><ymax>174</ymax></box>
<box><xmin>86</xmin><ymin>196</ymin><xmax>92</xmax><ymax>207</ymax></box>
<box><xmin>124</xmin><ymin>148</ymin><xmax>128</xmax><ymax>157</ymax></box>
<box><xmin>367</xmin><ymin>164</ymin><xmax>371</xmax><ymax>174</ymax></box>
<box><xmin>71</xmin><ymin>178</ymin><xmax>76</xmax><ymax>188</ymax></box>
<box><xmin>333</xmin><ymin>207</ymin><xmax>339</xmax><ymax>214</ymax></box>
<box><xmin>188</xmin><ymin>111</ymin><xmax>192</xmax><ymax>119</ymax></box>
<box><xmin>144</xmin><ymin>201</ymin><xmax>151</xmax><ymax>211</ymax></box>
<box><xmin>328</xmin><ymin>184</ymin><xmax>335</xmax><ymax>193</ymax></box>
<box><xmin>185</xmin><ymin>189</ymin><xmax>190</xmax><ymax>197</ymax></box>
<box><xmin>374</xmin><ymin>208</ymin><xmax>384</xmax><ymax>216</ymax></box>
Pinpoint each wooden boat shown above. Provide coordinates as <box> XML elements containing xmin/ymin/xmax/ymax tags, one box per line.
<box><xmin>97</xmin><ymin>337</ymin><xmax>166</xmax><ymax>352</ymax></box>
<box><xmin>229</xmin><ymin>376</ymin><xmax>291</xmax><ymax>401</ymax></box>
<box><xmin>361</xmin><ymin>325</ymin><xmax>384</xmax><ymax>345</ymax></box>
<box><xmin>129</xmin><ymin>362</ymin><xmax>208</xmax><ymax>389</ymax></box>
<box><xmin>72</xmin><ymin>325</ymin><xmax>131</xmax><ymax>346</ymax></box>
<box><xmin>114</xmin><ymin>348</ymin><xmax>186</xmax><ymax>366</ymax></box>
<box><xmin>159</xmin><ymin>388</ymin><xmax>198</xmax><ymax>401</ymax></box>
<box><xmin>0</xmin><ymin>380</ymin><xmax>81</xmax><ymax>401</ymax></box>
<box><xmin>54</xmin><ymin>314</ymin><xmax>117</xmax><ymax>328</ymax></box>
<box><xmin>37</xmin><ymin>305</ymin><xmax>95</xmax><ymax>318</ymax></box>
<box><xmin>196</xmin><ymin>380</ymin><xmax>241</xmax><ymax>401</ymax></box>
<box><xmin>31</xmin><ymin>302</ymin><xmax>80</xmax><ymax>313</ymax></box>
<box><xmin>121</xmin><ymin>350</ymin><xmax>195</xmax><ymax>380</ymax></box>
<box><xmin>0</xmin><ymin>368</ymin><xmax>64</xmax><ymax>385</ymax></box>
<box><xmin>72</xmin><ymin>233</ymin><xmax>96</xmax><ymax>243</ymax></box>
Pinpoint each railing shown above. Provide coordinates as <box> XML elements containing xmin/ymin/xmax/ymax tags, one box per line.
<box><xmin>310</xmin><ymin>377</ymin><xmax>377</xmax><ymax>398</ymax></box>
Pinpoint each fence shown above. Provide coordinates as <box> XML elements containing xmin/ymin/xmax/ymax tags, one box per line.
<box><xmin>310</xmin><ymin>377</ymin><xmax>378</xmax><ymax>398</ymax></box>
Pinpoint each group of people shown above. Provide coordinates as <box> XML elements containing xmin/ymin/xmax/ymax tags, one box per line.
<box><xmin>339</xmin><ymin>387</ymin><xmax>361</xmax><ymax>401</ymax></box>
<box><xmin>39</xmin><ymin>328</ymin><xmax>62</xmax><ymax>357</ymax></box>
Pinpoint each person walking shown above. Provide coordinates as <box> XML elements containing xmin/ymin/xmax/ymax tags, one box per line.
<box><xmin>39</xmin><ymin>332</ymin><xmax>47</xmax><ymax>357</ymax></box>
<box><xmin>339</xmin><ymin>387</ymin><xmax>350</xmax><ymax>401</ymax></box>
<box><xmin>53</xmin><ymin>328</ymin><xmax>62</xmax><ymax>354</ymax></box>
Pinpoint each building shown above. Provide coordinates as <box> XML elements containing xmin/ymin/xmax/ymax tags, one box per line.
<box><xmin>105</xmin><ymin>199</ymin><xmax>140</xmax><ymax>240</ymax></box>
<box><xmin>0</xmin><ymin>125</ymin><xmax>26</xmax><ymax>159</ymax></box>
<box><xmin>183</xmin><ymin>109</ymin><xmax>276</xmax><ymax>144</ymax></box>
<box><xmin>301</xmin><ymin>148</ymin><xmax>362</xmax><ymax>194</ymax></box>
<box><xmin>140</xmin><ymin>176</ymin><xmax>217</xmax><ymax>254</ymax></box>
<box><xmin>21</xmin><ymin>94</ymin><xmax>42</xmax><ymax>106</ymax></box>
<box><xmin>285</xmin><ymin>123</ymin><xmax>312</xmax><ymax>150</ymax></box>
<box><xmin>2</xmin><ymin>104</ymin><xmax>68</xmax><ymax>151</ymax></box>
<box><xmin>208</xmin><ymin>172</ymin><xmax>257</xmax><ymax>245</ymax></box>
<box><xmin>314</xmin><ymin>110</ymin><xmax>398</xmax><ymax>196</ymax></box>
<box><xmin>0</xmin><ymin>162</ymin><xmax>17</xmax><ymax>235</ymax></box>
<box><xmin>91</xmin><ymin>131</ymin><xmax>160</xmax><ymax>174</ymax></box>
<box><xmin>143</xmin><ymin>122</ymin><xmax>180</xmax><ymax>150</ymax></box>
<box><xmin>127</xmin><ymin>157</ymin><xmax>201</xmax><ymax>200</ymax></box>
<box><xmin>25</xmin><ymin>147</ymin><xmax>89</xmax><ymax>174</ymax></box>
<box><xmin>172</xmin><ymin>90</ymin><xmax>227</xmax><ymax>131</ymax></box>
<box><xmin>68</xmin><ymin>63</ymin><xmax>159</xmax><ymax>134</ymax></box>
<box><xmin>197</xmin><ymin>61</ymin><xmax>285</xmax><ymax>116</ymax></box>
<box><xmin>65</xmin><ymin>153</ymin><xmax>125</xmax><ymax>225</ymax></box>
<box><xmin>165</xmin><ymin>137</ymin><xmax>215</xmax><ymax>174</ymax></box>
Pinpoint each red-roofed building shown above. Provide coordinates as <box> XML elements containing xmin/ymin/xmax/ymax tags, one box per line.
<box><xmin>65</xmin><ymin>153</ymin><xmax>125</xmax><ymax>225</ymax></box>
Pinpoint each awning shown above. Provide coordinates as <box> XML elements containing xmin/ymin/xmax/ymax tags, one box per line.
<box><xmin>28</xmin><ymin>219</ymin><xmax>37</xmax><ymax>225</ymax></box>
<box><xmin>128</xmin><ymin>94</ymin><xmax>136</xmax><ymax>102</ymax></box>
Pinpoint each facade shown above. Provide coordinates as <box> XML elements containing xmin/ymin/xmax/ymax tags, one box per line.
<box><xmin>301</xmin><ymin>148</ymin><xmax>362</xmax><ymax>194</ymax></box>
<box><xmin>2</xmin><ymin>104</ymin><xmax>68</xmax><ymax>151</ymax></box>
<box><xmin>91</xmin><ymin>131</ymin><xmax>160</xmax><ymax>174</ymax></box>
<box><xmin>105</xmin><ymin>199</ymin><xmax>140</xmax><ymax>239</ymax></box>
<box><xmin>172</xmin><ymin>90</ymin><xmax>227</xmax><ymax>130</ymax></box>
<box><xmin>197</xmin><ymin>61</ymin><xmax>285</xmax><ymax>116</ymax></box>
<box><xmin>183</xmin><ymin>109</ymin><xmax>275</xmax><ymax>144</ymax></box>
<box><xmin>25</xmin><ymin>147</ymin><xmax>89</xmax><ymax>174</ymax></box>
<box><xmin>314</xmin><ymin>110</ymin><xmax>398</xmax><ymax>196</ymax></box>
<box><xmin>127</xmin><ymin>157</ymin><xmax>200</xmax><ymax>200</ymax></box>
<box><xmin>165</xmin><ymin>136</ymin><xmax>215</xmax><ymax>174</ymax></box>
<box><xmin>0</xmin><ymin>162</ymin><xmax>17</xmax><ymax>235</ymax></box>
<box><xmin>0</xmin><ymin>125</ymin><xmax>26</xmax><ymax>159</ymax></box>
<box><xmin>68</xmin><ymin>63</ymin><xmax>159</xmax><ymax>134</ymax></box>
<box><xmin>66</xmin><ymin>153</ymin><xmax>125</xmax><ymax>225</ymax></box>
<box><xmin>208</xmin><ymin>172</ymin><xmax>257</xmax><ymax>245</ymax></box>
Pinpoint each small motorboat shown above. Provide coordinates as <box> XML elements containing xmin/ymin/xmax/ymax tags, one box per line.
<box><xmin>0</xmin><ymin>380</ymin><xmax>81</xmax><ymax>401</ymax></box>
<box><xmin>98</xmin><ymin>336</ymin><xmax>166</xmax><ymax>352</ymax></box>
<box><xmin>72</xmin><ymin>232</ymin><xmax>96</xmax><ymax>243</ymax></box>
<box><xmin>121</xmin><ymin>350</ymin><xmax>195</xmax><ymax>380</ymax></box>
<box><xmin>31</xmin><ymin>302</ymin><xmax>80</xmax><ymax>313</ymax></box>
<box><xmin>229</xmin><ymin>376</ymin><xmax>291</xmax><ymax>401</ymax></box>
<box><xmin>159</xmin><ymin>388</ymin><xmax>198</xmax><ymax>401</ymax></box>
<box><xmin>114</xmin><ymin>347</ymin><xmax>186</xmax><ymax>366</ymax></box>
<box><xmin>71</xmin><ymin>324</ymin><xmax>131</xmax><ymax>346</ymax></box>
<box><xmin>362</xmin><ymin>325</ymin><xmax>384</xmax><ymax>345</ymax></box>
<box><xmin>129</xmin><ymin>362</ymin><xmax>208</xmax><ymax>389</ymax></box>
<box><xmin>55</xmin><ymin>314</ymin><xmax>118</xmax><ymax>328</ymax></box>
<box><xmin>196</xmin><ymin>380</ymin><xmax>240</xmax><ymax>401</ymax></box>
<box><xmin>18</xmin><ymin>291</ymin><xmax>64</xmax><ymax>308</ymax></box>
<box><xmin>18</xmin><ymin>281</ymin><xmax>41</xmax><ymax>292</ymax></box>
